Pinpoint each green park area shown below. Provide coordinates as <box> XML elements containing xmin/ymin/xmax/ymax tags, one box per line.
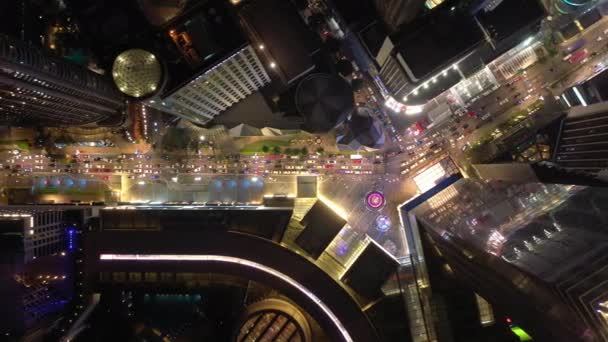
<box><xmin>0</xmin><ymin>140</ymin><xmax>30</xmax><ymax>151</ymax></box>
<box><xmin>37</xmin><ymin>187</ymin><xmax>102</xmax><ymax>196</ymax></box>
<box><xmin>239</xmin><ymin>140</ymin><xmax>291</xmax><ymax>155</ymax></box>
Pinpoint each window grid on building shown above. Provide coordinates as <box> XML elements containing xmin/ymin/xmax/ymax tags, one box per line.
<box><xmin>165</xmin><ymin>45</ymin><xmax>270</xmax><ymax>125</ymax></box>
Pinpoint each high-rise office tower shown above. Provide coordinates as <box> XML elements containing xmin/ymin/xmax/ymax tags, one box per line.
<box><xmin>140</xmin><ymin>0</ymin><xmax>274</xmax><ymax>126</ymax></box>
<box><xmin>66</xmin><ymin>197</ymin><xmax>410</xmax><ymax>341</ymax></box>
<box><xmin>401</xmin><ymin>170</ymin><xmax>608</xmax><ymax>341</ymax></box>
<box><xmin>373</xmin><ymin>0</ymin><xmax>544</xmax><ymax>104</ymax></box>
<box><xmin>0</xmin><ymin>35</ymin><xmax>125</xmax><ymax>126</ymax></box>
<box><xmin>0</xmin><ymin>205</ymin><xmax>93</xmax><ymax>340</ymax></box>
<box><xmin>158</xmin><ymin>45</ymin><xmax>271</xmax><ymax>125</ymax></box>
<box><xmin>552</xmin><ymin>70</ymin><xmax>608</xmax><ymax>174</ymax></box>
<box><xmin>552</xmin><ymin>103</ymin><xmax>608</xmax><ymax>174</ymax></box>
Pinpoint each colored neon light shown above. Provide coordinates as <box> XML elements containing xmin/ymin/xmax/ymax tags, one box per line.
<box><xmin>376</xmin><ymin>215</ymin><xmax>391</xmax><ymax>232</ymax></box>
<box><xmin>99</xmin><ymin>254</ymin><xmax>354</xmax><ymax>342</ymax></box>
<box><xmin>510</xmin><ymin>326</ymin><xmax>533</xmax><ymax>341</ymax></box>
<box><xmin>366</xmin><ymin>191</ymin><xmax>385</xmax><ymax>210</ymax></box>
<box><xmin>562</xmin><ymin>0</ymin><xmax>585</xmax><ymax>6</ymax></box>
<box><xmin>67</xmin><ymin>228</ymin><xmax>76</xmax><ymax>251</ymax></box>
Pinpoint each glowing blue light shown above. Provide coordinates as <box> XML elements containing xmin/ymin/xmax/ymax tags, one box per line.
<box><xmin>337</xmin><ymin>241</ymin><xmax>349</xmax><ymax>255</ymax></box>
<box><xmin>228</xmin><ymin>180</ymin><xmax>237</xmax><ymax>188</ymax></box>
<box><xmin>65</xmin><ymin>178</ymin><xmax>74</xmax><ymax>187</ymax></box>
<box><xmin>562</xmin><ymin>0</ymin><xmax>584</xmax><ymax>6</ymax></box>
<box><xmin>376</xmin><ymin>215</ymin><xmax>391</xmax><ymax>232</ymax></box>
<box><xmin>67</xmin><ymin>228</ymin><xmax>76</xmax><ymax>251</ymax></box>
<box><xmin>213</xmin><ymin>180</ymin><xmax>223</xmax><ymax>188</ymax></box>
<box><xmin>79</xmin><ymin>179</ymin><xmax>87</xmax><ymax>187</ymax></box>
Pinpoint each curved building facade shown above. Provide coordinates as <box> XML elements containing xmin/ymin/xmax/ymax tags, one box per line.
<box><xmin>555</xmin><ymin>0</ymin><xmax>594</xmax><ymax>14</ymax></box>
<box><xmin>236</xmin><ymin>298</ymin><xmax>312</xmax><ymax>342</ymax></box>
<box><xmin>0</xmin><ymin>35</ymin><xmax>124</xmax><ymax>126</ymax></box>
<box><xmin>80</xmin><ymin>205</ymin><xmax>387</xmax><ymax>342</ymax></box>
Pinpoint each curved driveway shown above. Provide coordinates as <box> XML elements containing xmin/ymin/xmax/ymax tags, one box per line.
<box><xmin>86</xmin><ymin>230</ymin><xmax>380</xmax><ymax>342</ymax></box>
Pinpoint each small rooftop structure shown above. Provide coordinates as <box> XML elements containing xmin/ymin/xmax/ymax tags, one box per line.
<box><xmin>337</xmin><ymin>108</ymin><xmax>386</xmax><ymax>150</ymax></box>
<box><xmin>239</xmin><ymin>0</ymin><xmax>319</xmax><ymax>85</ymax></box>
<box><xmin>295</xmin><ymin>74</ymin><xmax>354</xmax><ymax>133</ymax></box>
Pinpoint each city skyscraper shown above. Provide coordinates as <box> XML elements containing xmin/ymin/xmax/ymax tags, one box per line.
<box><xmin>0</xmin><ymin>35</ymin><xmax>125</xmax><ymax>126</ymax></box>
<box><xmin>5</xmin><ymin>0</ymin><xmax>608</xmax><ymax>341</ymax></box>
<box><xmin>0</xmin><ymin>205</ymin><xmax>93</xmax><ymax>340</ymax></box>
<box><xmin>157</xmin><ymin>45</ymin><xmax>271</xmax><ymax>125</ymax></box>
<box><xmin>401</xmin><ymin>170</ymin><xmax>608</xmax><ymax>341</ymax></box>
<box><xmin>372</xmin><ymin>0</ymin><xmax>545</xmax><ymax>105</ymax></box>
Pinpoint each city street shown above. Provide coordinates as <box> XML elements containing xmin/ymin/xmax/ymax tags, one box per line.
<box><xmin>394</xmin><ymin>17</ymin><xmax>608</xmax><ymax>174</ymax></box>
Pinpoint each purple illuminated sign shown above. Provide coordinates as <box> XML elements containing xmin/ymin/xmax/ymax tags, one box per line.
<box><xmin>366</xmin><ymin>191</ymin><xmax>385</xmax><ymax>210</ymax></box>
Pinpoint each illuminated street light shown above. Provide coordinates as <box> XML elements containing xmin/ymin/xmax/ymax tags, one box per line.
<box><xmin>251</xmin><ymin>177</ymin><xmax>259</xmax><ymax>182</ymax></box>
<box><xmin>269</xmin><ymin>62</ymin><xmax>277</xmax><ymax>69</ymax></box>
<box><xmin>199</xmin><ymin>135</ymin><xmax>206</xmax><ymax>141</ymax></box>
<box><xmin>172</xmin><ymin>177</ymin><xmax>178</xmax><ymax>183</ymax></box>
<box><xmin>137</xmin><ymin>181</ymin><xmax>145</xmax><ymax>186</ymax></box>
<box><xmin>259</xmin><ymin>44</ymin><xmax>265</xmax><ymax>50</ymax></box>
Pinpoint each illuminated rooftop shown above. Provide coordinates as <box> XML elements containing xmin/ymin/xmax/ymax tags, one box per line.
<box><xmin>112</xmin><ymin>49</ymin><xmax>162</xmax><ymax>98</ymax></box>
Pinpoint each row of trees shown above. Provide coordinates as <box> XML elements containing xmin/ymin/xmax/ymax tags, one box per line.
<box><xmin>261</xmin><ymin>145</ymin><xmax>325</xmax><ymax>155</ymax></box>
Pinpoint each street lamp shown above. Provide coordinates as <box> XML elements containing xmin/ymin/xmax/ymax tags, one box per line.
<box><xmin>199</xmin><ymin>135</ymin><xmax>206</xmax><ymax>141</ymax></box>
<box><xmin>269</xmin><ymin>62</ymin><xmax>277</xmax><ymax>69</ymax></box>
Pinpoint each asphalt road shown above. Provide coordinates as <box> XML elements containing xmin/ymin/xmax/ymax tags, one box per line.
<box><xmin>402</xmin><ymin>18</ymin><xmax>608</xmax><ymax>171</ymax></box>
<box><xmin>0</xmin><ymin>148</ymin><xmax>383</xmax><ymax>180</ymax></box>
